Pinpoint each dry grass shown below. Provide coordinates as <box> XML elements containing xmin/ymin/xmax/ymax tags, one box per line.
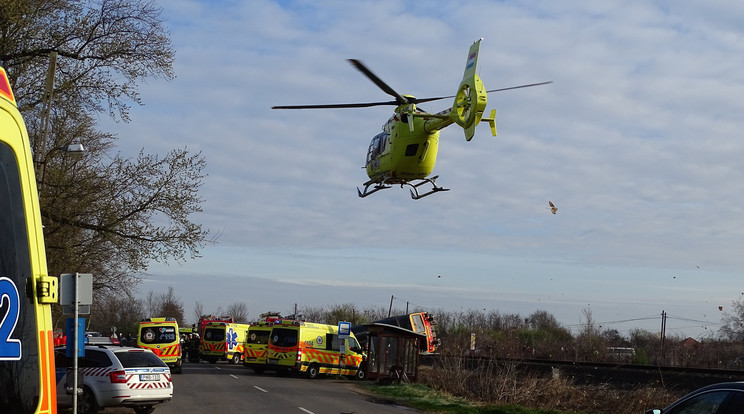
<box><xmin>418</xmin><ymin>357</ymin><xmax>680</xmax><ymax>414</ymax></box>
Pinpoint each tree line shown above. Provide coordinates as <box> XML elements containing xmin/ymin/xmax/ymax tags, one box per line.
<box><xmin>82</xmin><ymin>287</ymin><xmax>744</xmax><ymax>370</ymax></box>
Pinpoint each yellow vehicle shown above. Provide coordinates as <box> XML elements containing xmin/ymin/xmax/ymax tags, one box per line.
<box><xmin>242</xmin><ymin>322</ymin><xmax>272</xmax><ymax>373</ymax></box>
<box><xmin>267</xmin><ymin>320</ymin><xmax>365</xmax><ymax>379</ymax></box>
<box><xmin>273</xmin><ymin>39</ymin><xmax>551</xmax><ymax>199</ymax></box>
<box><xmin>201</xmin><ymin>322</ymin><xmax>250</xmax><ymax>364</ymax></box>
<box><xmin>0</xmin><ymin>66</ymin><xmax>58</xmax><ymax>413</ymax></box>
<box><xmin>137</xmin><ymin>317</ymin><xmax>182</xmax><ymax>373</ymax></box>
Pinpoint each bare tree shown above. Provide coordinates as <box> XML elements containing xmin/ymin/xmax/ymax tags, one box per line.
<box><xmin>0</xmin><ymin>0</ymin><xmax>210</xmax><ymax>301</ymax></box>
<box><xmin>140</xmin><ymin>287</ymin><xmax>185</xmax><ymax>325</ymax></box>
<box><xmin>226</xmin><ymin>303</ymin><xmax>250</xmax><ymax>324</ymax></box>
<box><xmin>193</xmin><ymin>302</ymin><xmax>204</xmax><ymax>325</ymax></box>
<box><xmin>88</xmin><ymin>291</ymin><xmax>144</xmax><ymax>336</ymax></box>
<box><xmin>719</xmin><ymin>297</ymin><xmax>744</xmax><ymax>341</ymax></box>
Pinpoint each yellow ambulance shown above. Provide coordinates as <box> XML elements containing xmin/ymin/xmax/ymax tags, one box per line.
<box><xmin>201</xmin><ymin>322</ymin><xmax>250</xmax><ymax>364</ymax></box>
<box><xmin>137</xmin><ymin>317</ymin><xmax>182</xmax><ymax>373</ymax></box>
<box><xmin>267</xmin><ymin>320</ymin><xmax>365</xmax><ymax>379</ymax></box>
<box><xmin>242</xmin><ymin>322</ymin><xmax>272</xmax><ymax>373</ymax></box>
<box><xmin>0</xmin><ymin>66</ymin><xmax>58</xmax><ymax>413</ymax></box>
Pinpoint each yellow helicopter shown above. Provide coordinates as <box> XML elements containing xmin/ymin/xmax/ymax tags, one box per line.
<box><xmin>273</xmin><ymin>39</ymin><xmax>551</xmax><ymax>199</ymax></box>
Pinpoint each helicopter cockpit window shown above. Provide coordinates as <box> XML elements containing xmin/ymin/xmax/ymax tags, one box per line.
<box><xmin>366</xmin><ymin>132</ymin><xmax>388</xmax><ymax>163</ymax></box>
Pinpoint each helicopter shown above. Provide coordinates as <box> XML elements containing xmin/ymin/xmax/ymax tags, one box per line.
<box><xmin>273</xmin><ymin>39</ymin><xmax>551</xmax><ymax>199</ymax></box>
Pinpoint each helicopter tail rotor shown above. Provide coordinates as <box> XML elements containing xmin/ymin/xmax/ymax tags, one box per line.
<box><xmin>452</xmin><ymin>39</ymin><xmax>489</xmax><ymax>141</ymax></box>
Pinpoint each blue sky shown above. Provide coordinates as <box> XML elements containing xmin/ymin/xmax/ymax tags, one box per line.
<box><xmin>102</xmin><ymin>0</ymin><xmax>744</xmax><ymax>339</ymax></box>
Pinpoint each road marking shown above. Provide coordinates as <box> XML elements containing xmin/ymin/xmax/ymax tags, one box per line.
<box><xmin>229</xmin><ymin>374</ymin><xmax>239</xmax><ymax>379</ymax></box>
<box><xmin>298</xmin><ymin>407</ymin><xmax>315</xmax><ymax>414</ymax></box>
<box><xmin>253</xmin><ymin>385</ymin><xmax>268</xmax><ymax>393</ymax></box>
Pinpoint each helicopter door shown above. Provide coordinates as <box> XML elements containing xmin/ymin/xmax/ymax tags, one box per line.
<box><xmin>366</xmin><ymin>132</ymin><xmax>388</xmax><ymax>165</ymax></box>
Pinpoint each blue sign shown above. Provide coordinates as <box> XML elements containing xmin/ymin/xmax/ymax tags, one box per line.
<box><xmin>338</xmin><ymin>321</ymin><xmax>351</xmax><ymax>338</ymax></box>
<box><xmin>66</xmin><ymin>318</ymin><xmax>85</xmax><ymax>357</ymax></box>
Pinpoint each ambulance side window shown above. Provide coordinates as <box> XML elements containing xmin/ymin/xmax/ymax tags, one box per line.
<box><xmin>348</xmin><ymin>337</ymin><xmax>362</xmax><ymax>353</ymax></box>
<box><xmin>326</xmin><ymin>334</ymin><xmax>342</xmax><ymax>352</ymax></box>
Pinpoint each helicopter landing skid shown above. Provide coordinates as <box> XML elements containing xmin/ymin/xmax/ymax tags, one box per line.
<box><xmin>406</xmin><ymin>175</ymin><xmax>449</xmax><ymax>199</ymax></box>
<box><xmin>357</xmin><ymin>176</ymin><xmax>449</xmax><ymax>199</ymax></box>
<box><xmin>357</xmin><ymin>182</ymin><xmax>392</xmax><ymax>198</ymax></box>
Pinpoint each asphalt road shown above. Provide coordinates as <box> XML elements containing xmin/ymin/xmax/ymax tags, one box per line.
<box><xmin>153</xmin><ymin>362</ymin><xmax>417</xmax><ymax>414</ymax></box>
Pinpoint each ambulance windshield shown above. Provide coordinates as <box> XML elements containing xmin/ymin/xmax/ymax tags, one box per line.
<box><xmin>140</xmin><ymin>325</ymin><xmax>177</xmax><ymax>345</ymax></box>
<box><xmin>204</xmin><ymin>327</ymin><xmax>226</xmax><ymax>342</ymax></box>
<box><xmin>247</xmin><ymin>330</ymin><xmax>270</xmax><ymax>345</ymax></box>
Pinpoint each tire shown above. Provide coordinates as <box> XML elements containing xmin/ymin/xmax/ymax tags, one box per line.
<box><xmin>231</xmin><ymin>353</ymin><xmax>240</xmax><ymax>364</ymax></box>
<box><xmin>77</xmin><ymin>386</ymin><xmax>99</xmax><ymax>414</ymax></box>
<box><xmin>134</xmin><ymin>405</ymin><xmax>155</xmax><ymax>414</ymax></box>
<box><xmin>173</xmin><ymin>360</ymin><xmax>183</xmax><ymax>374</ymax></box>
<box><xmin>355</xmin><ymin>363</ymin><xmax>366</xmax><ymax>380</ymax></box>
<box><xmin>306</xmin><ymin>363</ymin><xmax>320</xmax><ymax>379</ymax></box>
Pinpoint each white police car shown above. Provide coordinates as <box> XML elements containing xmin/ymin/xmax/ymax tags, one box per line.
<box><xmin>55</xmin><ymin>345</ymin><xmax>173</xmax><ymax>414</ymax></box>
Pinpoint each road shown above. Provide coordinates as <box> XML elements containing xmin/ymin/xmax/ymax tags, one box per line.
<box><xmin>144</xmin><ymin>362</ymin><xmax>416</xmax><ymax>414</ymax></box>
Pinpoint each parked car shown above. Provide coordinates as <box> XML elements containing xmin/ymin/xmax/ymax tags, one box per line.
<box><xmin>645</xmin><ymin>382</ymin><xmax>744</xmax><ymax>414</ymax></box>
<box><xmin>55</xmin><ymin>345</ymin><xmax>173</xmax><ymax>414</ymax></box>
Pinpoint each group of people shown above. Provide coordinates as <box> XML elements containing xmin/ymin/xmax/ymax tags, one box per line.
<box><xmin>182</xmin><ymin>333</ymin><xmax>202</xmax><ymax>362</ymax></box>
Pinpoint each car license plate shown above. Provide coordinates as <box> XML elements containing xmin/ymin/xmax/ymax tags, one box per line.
<box><xmin>268</xmin><ymin>359</ymin><xmax>278</xmax><ymax>365</ymax></box>
<box><xmin>139</xmin><ymin>374</ymin><xmax>160</xmax><ymax>381</ymax></box>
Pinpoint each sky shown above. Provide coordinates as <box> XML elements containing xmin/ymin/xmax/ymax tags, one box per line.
<box><xmin>99</xmin><ymin>0</ymin><xmax>744</xmax><ymax>340</ymax></box>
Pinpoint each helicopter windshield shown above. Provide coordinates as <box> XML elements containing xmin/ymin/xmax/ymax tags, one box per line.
<box><xmin>366</xmin><ymin>132</ymin><xmax>388</xmax><ymax>164</ymax></box>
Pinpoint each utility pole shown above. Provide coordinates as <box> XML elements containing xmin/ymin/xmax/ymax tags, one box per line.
<box><xmin>38</xmin><ymin>52</ymin><xmax>57</xmax><ymax>165</ymax></box>
<box><xmin>660</xmin><ymin>310</ymin><xmax>667</xmax><ymax>364</ymax></box>
<box><xmin>388</xmin><ymin>295</ymin><xmax>394</xmax><ymax>317</ymax></box>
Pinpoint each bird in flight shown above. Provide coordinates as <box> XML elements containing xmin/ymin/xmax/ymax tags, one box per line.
<box><xmin>548</xmin><ymin>201</ymin><xmax>557</xmax><ymax>214</ymax></box>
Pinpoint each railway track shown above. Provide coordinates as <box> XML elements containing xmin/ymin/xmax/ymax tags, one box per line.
<box><xmin>420</xmin><ymin>355</ymin><xmax>744</xmax><ymax>391</ymax></box>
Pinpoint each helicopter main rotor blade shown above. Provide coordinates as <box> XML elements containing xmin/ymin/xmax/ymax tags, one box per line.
<box><xmin>271</xmin><ymin>80</ymin><xmax>553</xmax><ymax>110</ymax></box>
<box><xmin>272</xmin><ymin>100</ymin><xmax>401</xmax><ymax>109</ymax></box>
<box><xmin>347</xmin><ymin>59</ymin><xmax>409</xmax><ymax>105</ymax></box>
<box><xmin>406</xmin><ymin>81</ymin><xmax>555</xmax><ymax>105</ymax></box>
<box><xmin>485</xmin><ymin>81</ymin><xmax>553</xmax><ymax>93</ymax></box>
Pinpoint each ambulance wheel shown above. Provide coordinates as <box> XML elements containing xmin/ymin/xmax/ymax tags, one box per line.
<box><xmin>78</xmin><ymin>386</ymin><xmax>99</xmax><ymax>414</ymax></box>
<box><xmin>173</xmin><ymin>361</ymin><xmax>182</xmax><ymax>374</ymax></box>
<box><xmin>307</xmin><ymin>363</ymin><xmax>320</xmax><ymax>379</ymax></box>
<box><xmin>355</xmin><ymin>364</ymin><xmax>366</xmax><ymax>380</ymax></box>
<box><xmin>231</xmin><ymin>353</ymin><xmax>240</xmax><ymax>364</ymax></box>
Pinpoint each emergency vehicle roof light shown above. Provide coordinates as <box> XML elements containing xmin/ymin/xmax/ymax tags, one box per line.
<box><xmin>0</xmin><ymin>68</ymin><xmax>16</xmax><ymax>105</ymax></box>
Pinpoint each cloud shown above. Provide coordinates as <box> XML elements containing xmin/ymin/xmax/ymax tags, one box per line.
<box><xmin>103</xmin><ymin>0</ymin><xmax>744</xmax><ymax>339</ymax></box>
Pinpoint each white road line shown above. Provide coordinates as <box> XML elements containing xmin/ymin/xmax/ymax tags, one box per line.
<box><xmin>253</xmin><ymin>385</ymin><xmax>268</xmax><ymax>393</ymax></box>
<box><xmin>298</xmin><ymin>408</ymin><xmax>315</xmax><ymax>414</ymax></box>
<box><xmin>229</xmin><ymin>374</ymin><xmax>239</xmax><ymax>379</ymax></box>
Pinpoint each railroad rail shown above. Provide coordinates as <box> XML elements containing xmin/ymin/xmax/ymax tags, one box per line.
<box><xmin>420</xmin><ymin>355</ymin><xmax>744</xmax><ymax>391</ymax></box>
